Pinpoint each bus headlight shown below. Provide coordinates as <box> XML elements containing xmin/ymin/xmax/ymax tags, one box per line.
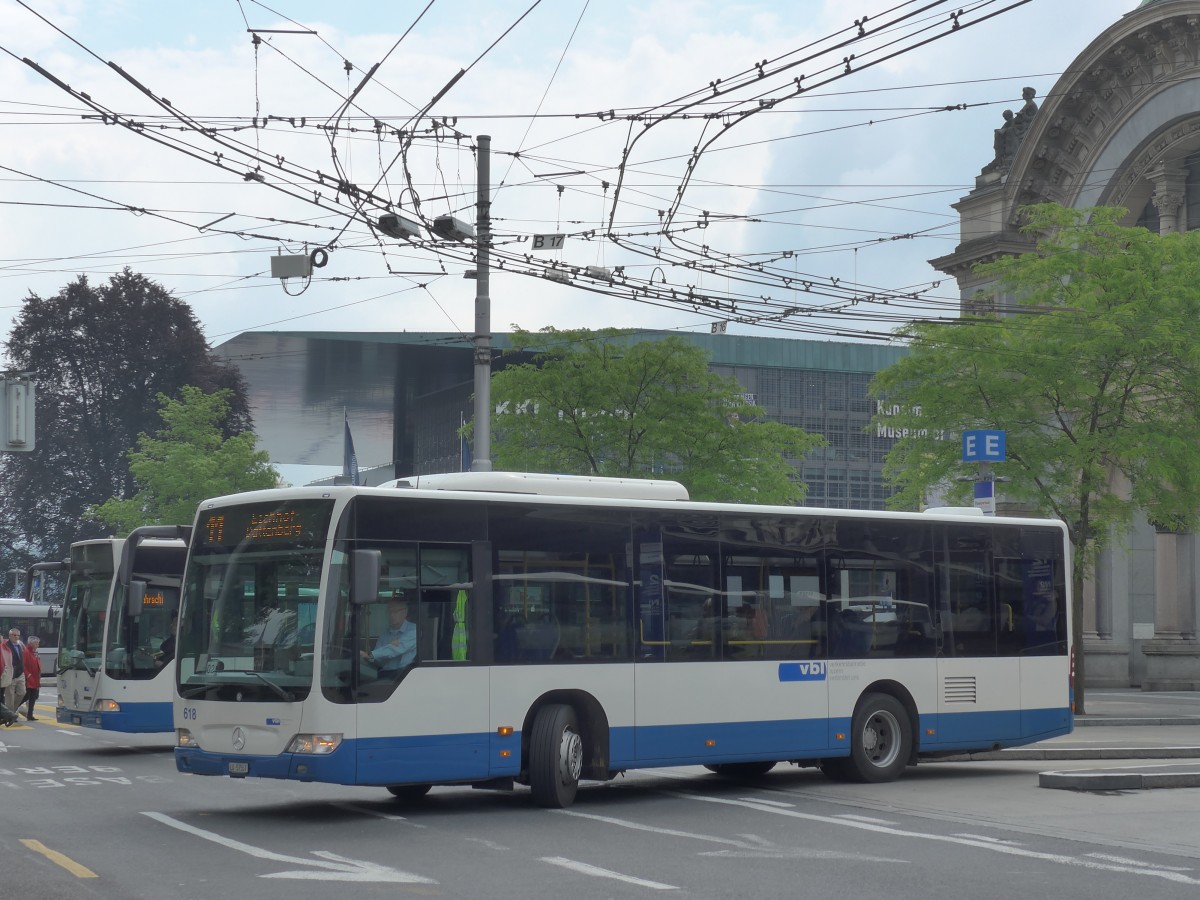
<box><xmin>95</xmin><ymin>699</ymin><xmax>121</xmax><ymax>713</ymax></box>
<box><xmin>177</xmin><ymin>729</ymin><xmax>197</xmax><ymax>748</ymax></box>
<box><xmin>286</xmin><ymin>733</ymin><xmax>342</xmax><ymax>755</ymax></box>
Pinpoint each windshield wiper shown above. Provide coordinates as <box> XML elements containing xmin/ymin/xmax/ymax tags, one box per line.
<box><xmin>245</xmin><ymin>670</ymin><xmax>295</xmax><ymax>702</ymax></box>
<box><xmin>180</xmin><ymin>684</ymin><xmax>211</xmax><ymax>699</ymax></box>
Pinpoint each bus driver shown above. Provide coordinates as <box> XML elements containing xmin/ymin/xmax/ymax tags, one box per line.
<box><xmin>362</xmin><ymin>597</ymin><xmax>417</xmax><ymax>672</ymax></box>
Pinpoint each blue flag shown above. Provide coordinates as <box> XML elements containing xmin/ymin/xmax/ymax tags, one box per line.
<box><xmin>343</xmin><ymin>414</ymin><xmax>360</xmax><ymax>486</ymax></box>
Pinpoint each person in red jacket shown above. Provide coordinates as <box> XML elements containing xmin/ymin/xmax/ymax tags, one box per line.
<box><xmin>21</xmin><ymin>636</ymin><xmax>41</xmax><ymax>721</ymax></box>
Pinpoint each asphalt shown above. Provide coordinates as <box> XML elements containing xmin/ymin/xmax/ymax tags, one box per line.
<box><xmin>943</xmin><ymin>689</ymin><xmax>1200</xmax><ymax>792</ymax></box>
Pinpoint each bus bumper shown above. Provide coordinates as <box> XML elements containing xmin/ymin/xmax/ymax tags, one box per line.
<box><xmin>57</xmin><ymin>702</ymin><xmax>173</xmax><ymax>733</ymax></box>
<box><xmin>175</xmin><ymin>745</ymin><xmax>355</xmax><ymax>783</ymax></box>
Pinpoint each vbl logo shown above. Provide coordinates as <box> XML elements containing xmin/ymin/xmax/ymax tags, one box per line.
<box><xmin>778</xmin><ymin>661</ymin><xmax>828</xmax><ymax>682</ymax></box>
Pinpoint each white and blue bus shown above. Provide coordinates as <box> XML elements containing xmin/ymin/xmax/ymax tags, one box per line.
<box><xmin>58</xmin><ymin>526</ymin><xmax>190</xmax><ymax>732</ymax></box>
<box><xmin>0</xmin><ymin>596</ymin><xmax>61</xmax><ymax>676</ymax></box>
<box><xmin>173</xmin><ymin>473</ymin><xmax>1072</xmax><ymax>807</ymax></box>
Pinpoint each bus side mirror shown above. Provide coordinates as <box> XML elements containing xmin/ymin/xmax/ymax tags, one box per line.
<box><xmin>127</xmin><ymin>581</ymin><xmax>147</xmax><ymax>617</ymax></box>
<box><xmin>351</xmin><ymin>550</ymin><xmax>382</xmax><ymax>606</ymax></box>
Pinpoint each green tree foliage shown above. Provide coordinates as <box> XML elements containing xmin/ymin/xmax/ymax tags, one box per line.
<box><xmin>90</xmin><ymin>387</ymin><xmax>278</xmax><ymax>532</ymax></box>
<box><xmin>485</xmin><ymin>328</ymin><xmax>824</xmax><ymax>504</ymax></box>
<box><xmin>0</xmin><ymin>270</ymin><xmax>252</xmax><ymax>568</ymax></box>
<box><xmin>869</xmin><ymin>204</ymin><xmax>1200</xmax><ymax>710</ymax></box>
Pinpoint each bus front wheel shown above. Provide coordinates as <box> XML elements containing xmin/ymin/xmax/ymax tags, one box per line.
<box><xmin>529</xmin><ymin>704</ymin><xmax>583</xmax><ymax>808</ymax></box>
<box><xmin>844</xmin><ymin>693</ymin><xmax>911</xmax><ymax>783</ymax></box>
<box><xmin>386</xmin><ymin>783</ymin><xmax>432</xmax><ymax>801</ymax></box>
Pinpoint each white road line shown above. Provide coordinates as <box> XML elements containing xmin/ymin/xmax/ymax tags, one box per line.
<box><xmin>555</xmin><ymin>809</ymin><xmax>752</xmax><ymax>848</ymax></box>
<box><xmin>330</xmin><ymin>802</ymin><xmax>413</xmax><ymax>822</ymax></box>
<box><xmin>1086</xmin><ymin>853</ymin><xmax>1192</xmax><ymax>872</ymax></box>
<box><xmin>838</xmin><ymin>814</ymin><xmax>899</xmax><ymax>825</ymax></box>
<box><xmin>560</xmin><ymin>809</ymin><xmax>902</xmax><ymax>863</ymax></box>
<box><xmin>741</xmin><ymin>797</ymin><xmax>794</xmax><ymax>808</ymax></box>
<box><xmin>141</xmin><ymin>812</ymin><xmax>435</xmax><ymax>883</ymax></box>
<box><xmin>540</xmin><ymin>856</ymin><xmax>677</xmax><ymax>890</ymax></box>
<box><xmin>953</xmin><ymin>834</ymin><xmax>1022</xmax><ymax>846</ymax></box>
<box><xmin>673</xmin><ymin>793</ymin><xmax>1200</xmax><ymax>885</ymax></box>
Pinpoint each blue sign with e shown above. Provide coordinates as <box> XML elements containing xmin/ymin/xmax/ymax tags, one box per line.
<box><xmin>962</xmin><ymin>430</ymin><xmax>1006</xmax><ymax>462</ymax></box>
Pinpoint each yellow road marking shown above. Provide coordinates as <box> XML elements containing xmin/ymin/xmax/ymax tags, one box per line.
<box><xmin>21</xmin><ymin>839</ymin><xmax>98</xmax><ymax>878</ymax></box>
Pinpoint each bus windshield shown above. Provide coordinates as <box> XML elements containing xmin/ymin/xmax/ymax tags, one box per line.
<box><xmin>177</xmin><ymin>499</ymin><xmax>334</xmax><ymax>702</ymax></box>
<box><xmin>61</xmin><ymin>556</ymin><xmax>116</xmax><ymax>675</ymax></box>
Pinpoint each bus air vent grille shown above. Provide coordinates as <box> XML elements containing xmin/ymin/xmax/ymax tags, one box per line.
<box><xmin>943</xmin><ymin>675</ymin><xmax>977</xmax><ymax>704</ymax></box>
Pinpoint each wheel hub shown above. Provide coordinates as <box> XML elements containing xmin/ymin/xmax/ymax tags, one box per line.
<box><xmin>560</xmin><ymin>728</ymin><xmax>583</xmax><ymax>783</ymax></box>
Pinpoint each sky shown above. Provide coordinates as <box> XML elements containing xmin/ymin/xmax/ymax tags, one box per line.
<box><xmin>0</xmin><ymin>0</ymin><xmax>1140</xmax><ymax>357</ymax></box>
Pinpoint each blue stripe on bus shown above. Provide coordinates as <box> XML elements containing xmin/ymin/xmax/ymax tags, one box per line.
<box><xmin>918</xmin><ymin>706</ymin><xmax>1072</xmax><ymax>749</ymax></box>
<box><xmin>175</xmin><ymin>705</ymin><xmax>1072</xmax><ymax>786</ymax></box>
<box><xmin>623</xmin><ymin>718</ymin><xmax>835</xmax><ymax>765</ymax></box>
<box><xmin>56</xmin><ymin>701</ymin><xmax>173</xmax><ymax>733</ymax></box>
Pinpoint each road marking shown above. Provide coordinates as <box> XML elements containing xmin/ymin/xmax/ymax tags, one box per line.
<box><xmin>838</xmin><ymin>814</ymin><xmax>898</xmax><ymax>825</ymax></box>
<box><xmin>540</xmin><ymin>856</ymin><xmax>677</xmax><ymax>890</ymax></box>
<box><xmin>141</xmin><ymin>812</ymin><xmax>435</xmax><ymax>883</ymax></box>
<box><xmin>556</xmin><ymin>809</ymin><xmax>752</xmax><ymax>848</ymax></box>
<box><xmin>330</xmin><ymin>801</ymin><xmax>415</xmax><ymax>822</ymax></box>
<box><xmin>674</xmin><ymin>793</ymin><xmax>1200</xmax><ymax>885</ymax></box>
<box><xmin>740</xmin><ymin>797</ymin><xmax>794</xmax><ymax>807</ymax></box>
<box><xmin>560</xmin><ymin>809</ymin><xmax>901</xmax><ymax>862</ymax></box>
<box><xmin>21</xmin><ymin>839</ymin><xmax>97</xmax><ymax>878</ymax></box>
<box><xmin>1087</xmin><ymin>853</ymin><xmax>1192</xmax><ymax>872</ymax></box>
<box><xmin>953</xmin><ymin>833</ymin><xmax>1022</xmax><ymax>846</ymax></box>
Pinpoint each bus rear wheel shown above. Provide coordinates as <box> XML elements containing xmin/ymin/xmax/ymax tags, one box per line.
<box><xmin>386</xmin><ymin>783</ymin><xmax>432</xmax><ymax>801</ymax></box>
<box><xmin>704</xmin><ymin>761</ymin><xmax>776</xmax><ymax>778</ymax></box>
<box><xmin>529</xmin><ymin>704</ymin><xmax>583</xmax><ymax>808</ymax></box>
<box><xmin>843</xmin><ymin>693</ymin><xmax>911</xmax><ymax>783</ymax></box>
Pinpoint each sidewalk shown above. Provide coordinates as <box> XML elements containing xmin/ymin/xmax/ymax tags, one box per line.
<box><xmin>953</xmin><ymin>689</ymin><xmax>1200</xmax><ymax>791</ymax></box>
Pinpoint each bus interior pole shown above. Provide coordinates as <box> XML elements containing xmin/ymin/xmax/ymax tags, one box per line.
<box><xmin>472</xmin><ymin>134</ymin><xmax>493</xmax><ymax>472</ymax></box>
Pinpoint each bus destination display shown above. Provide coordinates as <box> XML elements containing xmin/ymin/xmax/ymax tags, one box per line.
<box><xmin>198</xmin><ymin>500</ymin><xmax>333</xmax><ymax>549</ymax></box>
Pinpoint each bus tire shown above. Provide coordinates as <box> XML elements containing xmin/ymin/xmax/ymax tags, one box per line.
<box><xmin>529</xmin><ymin>704</ymin><xmax>583</xmax><ymax>808</ymax></box>
<box><xmin>386</xmin><ymin>783</ymin><xmax>431</xmax><ymax>801</ymax></box>
<box><xmin>844</xmin><ymin>693</ymin><xmax>911</xmax><ymax>783</ymax></box>
<box><xmin>704</xmin><ymin>761</ymin><xmax>776</xmax><ymax>778</ymax></box>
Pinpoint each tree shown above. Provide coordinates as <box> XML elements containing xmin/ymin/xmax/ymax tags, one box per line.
<box><xmin>0</xmin><ymin>270</ymin><xmax>252</xmax><ymax>569</ymax></box>
<box><xmin>485</xmin><ymin>327</ymin><xmax>824</xmax><ymax>504</ymax></box>
<box><xmin>869</xmin><ymin>204</ymin><xmax>1200</xmax><ymax>712</ymax></box>
<box><xmin>89</xmin><ymin>387</ymin><xmax>278</xmax><ymax>532</ymax></box>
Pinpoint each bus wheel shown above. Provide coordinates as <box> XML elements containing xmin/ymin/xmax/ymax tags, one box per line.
<box><xmin>845</xmin><ymin>693</ymin><xmax>911</xmax><ymax>783</ymax></box>
<box><xmin>704</xmin><ymin>761</ymin><xmax>776</xmax><ymax>778</ymax></box>
<box><xmin>530</xmin><ymin>704</ymin><xmax>583</xmax><ymax>808</ymax></box>
<box><xmin>386</xmin><ymin>784</ymin><xmax>432</xmax><ymax>801</ymax></box>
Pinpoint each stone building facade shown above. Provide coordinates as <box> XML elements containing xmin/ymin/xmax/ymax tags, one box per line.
<box><xmin>931</xmin><ymin>0</ymin><xmax>1200</xmax><ymax>689</ymax></box>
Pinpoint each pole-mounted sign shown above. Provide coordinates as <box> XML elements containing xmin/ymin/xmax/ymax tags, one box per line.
<box><xmin>0</xmin><ymin>373</ymin><xmax>35</xmax><ymax>452</ymax></box>
<box><xmin>962</xmin><ymin>429</ymin><xmax>1005</xmax><ymax>463</ymax></box>
<box><xmin>962</xmin><ymin>429</ymin><xmax>1005</xmax><ymax>516</ymax></box>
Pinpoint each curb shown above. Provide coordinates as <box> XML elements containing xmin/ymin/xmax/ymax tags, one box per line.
<box><xmin>1075</xmin><ymin>716</ymin><xmax>1200</xmax><ymax>727</ymax></box>
<box><xmin>1039</xmin><ymin>768</ymin><xmax>1200</xmax><ymax>791</ymax></box>
<box><xmin>937</xmin><ymin>746</ymin><xmax>1200</xmax><ymax>762</ymax></box>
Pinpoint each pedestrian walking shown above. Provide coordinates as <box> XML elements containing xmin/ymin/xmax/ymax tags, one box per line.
<box><xmin>4</xmin><ymin>628</ymin><xmax>26</xmax><ymax>713</ymax></box>
<box><xmin>0</xmin><ymin>638</ymin><xmax>16</xmax><ymax>726</ymax></box>
<box><xmin>21</xmin><ymin>636</ymin><xmax>41</xmax><ymax>721</ymax></box>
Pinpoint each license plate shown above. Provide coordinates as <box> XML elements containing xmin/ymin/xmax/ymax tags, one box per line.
<box><xmin>227</xmin><ymin>761</ymin><xmax>249</xmax><ymax>775</ymax></box>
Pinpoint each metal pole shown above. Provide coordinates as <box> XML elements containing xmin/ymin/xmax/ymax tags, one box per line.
<box><xmin>471</xmin><ymin>134</ymin><xmax>493</xmax><ymax>472</ymax></box>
